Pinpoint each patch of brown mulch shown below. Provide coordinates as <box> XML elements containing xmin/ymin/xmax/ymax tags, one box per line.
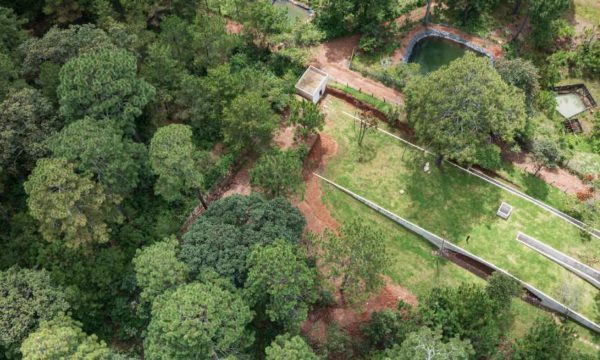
<box><xmin>302</xmin><ymin>278</ymin><xmax>419</xmax><ymax>345</ymax></box>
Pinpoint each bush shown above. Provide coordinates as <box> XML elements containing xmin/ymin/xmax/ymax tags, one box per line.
<box><xmin>250</xmin><ymin>149</ymin><xmax>303</xmax><ymax>198</ymax></box>
<box><xmin>566</xmin><ymin>152</ymin><xmax>600</xmax><ymax>178</ymax></box>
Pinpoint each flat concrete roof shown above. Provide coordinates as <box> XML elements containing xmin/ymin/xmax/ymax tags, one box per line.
<box><xmin>296</xmin><ymin>66</ymin><xmax>328</xmax><ymax>95</ymax></box>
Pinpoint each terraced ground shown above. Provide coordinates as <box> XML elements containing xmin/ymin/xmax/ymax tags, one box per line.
<box><xmin>317</xmin><ymin>96</ymin><xmax>600</xmax><ymax>354</ymax></box>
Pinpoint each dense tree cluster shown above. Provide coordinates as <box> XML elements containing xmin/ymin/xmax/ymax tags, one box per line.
<box><xmin>405</xmin><ymin>53</ymin><xmax>527</xmax><ymax>166</ymax></box>
<box><xmin>0</xmin><ymin>0</ymin><xmax>598</xmax><ymax>358</ymax></box>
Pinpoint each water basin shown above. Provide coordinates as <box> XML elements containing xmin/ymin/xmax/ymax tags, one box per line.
<box><xmin>273</xmin><ymin>0</ymin><xmax>311</xmax><ymax>22</ymax></box>
<box><xmin>408</xmin><ymin>36</ymin><xmax>473</xmax><ymax>74</ymax></box>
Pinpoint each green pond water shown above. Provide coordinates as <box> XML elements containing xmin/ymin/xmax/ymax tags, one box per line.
<box><xmin>408</xmin><ymin>37</ymin><xmax>471</xmax><ymax>74</ymax></box>
<box><xmin>273</xmin><ymin>0</ymin><xmax>311</xmax><ymax>22</ymax></box>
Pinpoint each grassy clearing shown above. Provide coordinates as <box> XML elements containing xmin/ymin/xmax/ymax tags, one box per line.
<box><xmin>319</xmin><ymin>96</ymin><xmax>599</xmax><ymax>351</ymax></box>
<box><xmin>574</xmin><ymin>0</ymin><xmax>600</xmax><ymax>27</ymax></box>
<box><xmin>328</xmin><ymin>82</ymin><xmax>398</xmax><ymax>116</ymax></box>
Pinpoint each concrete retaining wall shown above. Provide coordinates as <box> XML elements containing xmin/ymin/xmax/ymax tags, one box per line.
<box><xmin>402</xmin><ymin>28</ymin><xmax>495</xmax><ymax>64</ymax></box>
<box><xmin>314</xmin><ymin>173</ymin><xmax>600</xmax><ymax>334</ymax></box>
<box><xmin>517</xmin><ymin>232</ymin><xmax>600</xmax><ymax>290</ymax></box>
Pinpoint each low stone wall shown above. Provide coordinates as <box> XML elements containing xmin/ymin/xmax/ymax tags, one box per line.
<box><xmin>315</xmin><ymin>173</ymin><xmax>600</xmax><ymax>334</ymax></box>
<box><xmin>402</xmin><ymin>28</ymin><xmax>495</xmax><ymax>64</ymax></box>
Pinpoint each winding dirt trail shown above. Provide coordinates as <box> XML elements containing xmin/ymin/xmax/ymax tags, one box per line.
<box><xmin>295</xmin><ymin>130</ymin><xmax>340</xmax><ymax>235</ymax></box>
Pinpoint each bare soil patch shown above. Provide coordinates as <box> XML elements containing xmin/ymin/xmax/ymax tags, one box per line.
<box><xmin>295</xmin><ymin>130</ymin><xmax>341</xmax><ymax>235</ymax></box>
<box><xmin>302</xmin><ymin>277</ymin><xmax>418</xmax><ymax>345</ymax></box>
<box><xmin>504</xmin><ymin>150</ymin><xmax>591</xmax><ymax>196</ymax></box>
<box><xmin>311</xmin><ymin>36</ymin><xmax>404</xmax><ymax>104</ymax></box>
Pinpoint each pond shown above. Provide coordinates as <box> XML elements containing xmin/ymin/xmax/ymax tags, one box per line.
<box><xmin>556</xmin><ymin>93</ymin><xmax>587</xmax><ymax>119</ymax></box>
<box><xmin>273</xmin><ymin>0</ymin><xmax>312</xmax><ymax>22</ymax></box>
<box><xmin>408</xmin><ymin>37</ymin><xmax>472</xmax><ymax>74</ymax></box>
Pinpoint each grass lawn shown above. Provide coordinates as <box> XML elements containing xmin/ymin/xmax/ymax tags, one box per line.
<box><xmin>319</xmin><ymin>96</ymin><xmax>600</xmax><ymax>352</ymax></box>
<box><xmin>573</xmin><ymin>0</ymin><xmax>600</xmax><ymax>27</ymax></box>
<box><xmin>328</xmin><ymin>82</ymin><xmax>398</xmax><ymax>117</ymax></box>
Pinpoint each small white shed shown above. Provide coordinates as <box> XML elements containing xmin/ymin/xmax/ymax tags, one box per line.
<box><xmin>296</xmin><ymin>66</ymin><xmax>329</xmax><ymax>103</ymax></box>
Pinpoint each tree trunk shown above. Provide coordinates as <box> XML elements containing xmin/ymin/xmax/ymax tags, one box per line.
<box><xmin>435</xmin><ymin>154</ymin><xmax>444</xmax><ymax>167</ymax></box>
<box><xmin>339</xmin><ymin>274</ymin><xmax>349</xmax><ymax>306</ymax></box>
<box><xmin>423</xmin><ymin>0</ymin><xmax>432</xmax><ymax>24</ymax></box>
<box><xmin>511</xmin><ymin>14</ymin><xmax>528</xmax><ymax>42</ymax></box>
<box><xmin>197</xmin><ymin>189</ymin><xmax>208</xmax><ymax>209</ymax></box>
<box><xmin>512</xmin><ymin>0</ymin><xmax>522</xmax><ymax>15</ymax></box>
<box><xmin>462</xmin><ymin>5</ymin><xmax>472</xmax><ymax>25</ymax></box>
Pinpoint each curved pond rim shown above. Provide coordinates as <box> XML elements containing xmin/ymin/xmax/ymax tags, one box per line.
<box><xmin>402</xmin><ymin>29</ymin><xmax>495</xmax><ymax>64</ymax></box>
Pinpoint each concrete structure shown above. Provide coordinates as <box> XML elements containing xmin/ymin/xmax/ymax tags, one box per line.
<box><xmin>296</xmin><ymin>66</ymin><xmax>328</xmax><ymax>103</ymax></box>
<box><xmin>497</xmin><ymin>202</ymin><xmax>513</xmax><ymax>220</ymax></box>
<box><xmin>314</xmin><ymin>173</ymin><xmax>600</xmax><ymax>334</ymax></box>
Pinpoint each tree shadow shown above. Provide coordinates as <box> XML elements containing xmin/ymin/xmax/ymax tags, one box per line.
<box><xmin>401</xmin><ymin>151</ymin><xmax>502</xmax><ymax>245</ymax></box>
<box><xmin>521</xmin><ymin>173</ymin><xmax>550</xmax><ymax>201</ymax></box>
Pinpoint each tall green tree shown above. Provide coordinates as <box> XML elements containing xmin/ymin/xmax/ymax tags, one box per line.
<box><xmin>144</xmin><ymin>281</ymin><xmax>254</xmax><ymax>360</ymax></box>
<box><xmin>511</xmin><ymin>0</ymin><xmax>570</xmax><ymax>46</ymax></box>
<box><xmin>140</xmin><ymin>41</ymin><xmax>187</xmax><ymax>125</ymax></box>
<box><xmin>495</xmin><ymin>58</ymin><xmax>540</xmax><ymax>108</ymax></box>
<box><xmin>531</xmin><ymin>126</ymin><xmax>564</xmax><ymax>175</ymax></box>
<box><xmin>250</xmin><ymin>149</ymin><xmax>303</xmax><ymax>198</ymax></box>
<box><xmin>289</xmin><ymin>100</ymin><xmax>325</xmax><ymax>138</ymax></box>
<box><xmin>149</xmin><ymin>124</ymin><xmax>209</xmax><ymax>207</ymax></box>
<box><xmin>20</xmin><ymin>315</ymin><xmax>111</xmax><ymax>360</ymax></box>
<box><xmin>382</xmin><ymin>326</ymin><xmax>474</xmax><ymax>360</ymax></box>
<box><xmin>245</xmin><ymin>239</ymin><xmax>317</xmax><ymax>331</ymax></box>
<box><xmin>0</xmin><ymin>267</ymin><xmax>70</xmax><ymax>355</ymax></box>
<box><xmin>179</xmin><ymin>194</ymin><xmax>306</xmax><ymax>286</ymax></box>
<box><xmin>57</xmin><ymin>48</ymin><xmax>155</xmax><ymax>132</ymax></box>
<box><xmin>19</xmin><ymin>24</ymin><xmax>115</xmax><ymax>80</ymax></box>
<box><xmin>24</xmin><ymin>158</ymin><xmax>123</xmax><ymax>247</ymax></box>
<box><xmin>48</xmin><ymin>118</ymin><xmax>146</xmax><ymax>195</ymax></box>
<box><xmin>362</xmin><ymin>307</ymin><xmax>419</xmax><ymax>350</ymax></box>
<box><xmin>439</xmin><ymin>0</ymin><xmax>500</xmax><ymax>25</ymax></box>
<box><xmin>320</xmin><ymin>219</ymin><xmax>391</xmax><ymax>304</ymax></box>
<box><xmin>192</xmin><ymin>12</ymin><xmax>237</xmax><ymax>72</ymax></box>
<box><xmin>0</xmin><ymin>88</ymin><xmax>59</xmax><ymax>175</ymax></box>
<box><xmin>240</xmin><ymin>1</ymin><xmax>287</xmax><ymax>47</ymax></box>
<box><xmin>265</xmin><ymin>334</ymin><xmax>319</xmax><ymax>360</ymax></box>
<box><xmin>222</xmin><ymin>91</ymin><xmax>280</xmax><ymax>154</ymax></box>
<box><xmin>405</xmin><ymin>53</ymin><xmax>527</xmax><ymax>165</ymax></box>
<box><xmin>133</xmin><ymin>236</ymin><xmax>189</xmax><ymax>305</ymax></box>
<box><xmin>0</xmin><ymin>51</ymin><xmax>19</xmax><ymax>102</ymax></box>
<box><xmin>0</xmin><ymin>6</ymin><xmax>26</xmax><ymax>54</ymax></box>
<box><xmin>179</xmin><ymin>63</ymin><xmax>288</xmax><ymax>142</ymax></box>
<box><xmin>419</xmin><ymin>280</ymin><xmax>515</xmax><ymax>358</ymax></box>
<box><xmin>512</xmin><ymin>317</ymin><xmax>575</xmax><ymax>359</ymax></box>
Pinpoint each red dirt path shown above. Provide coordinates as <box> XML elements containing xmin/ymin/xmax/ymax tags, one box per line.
<box><xmin>295</xmin><ymin>130</ymin><xmax>340</xmax><ymax>235</ymax></box>
<box><xmin>311</xmin><ymin>36</ymin><xmax>404</xmax><ymax>105</ymax></box>
<box><xmin>503</xmin><ymin>150</ymin><xmax>591</xmax><ymax>196</ymax></box>
<box><xmin>302</xmin><ymin>277</ymin><xmax>419</xmax><ymax>342</ymax></box>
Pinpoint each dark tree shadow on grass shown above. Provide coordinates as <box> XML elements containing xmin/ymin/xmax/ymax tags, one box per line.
<box><xmin>521</xmin><ymin>173</ymin><xmax>550</xmax><ymax>202</ymax></box>
<box><xmin>401</xmin><ymin>151</ymin><xmax>502</xmax><ymax>244</ymax></box>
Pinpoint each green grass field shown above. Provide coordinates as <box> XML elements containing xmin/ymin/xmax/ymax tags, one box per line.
<box><xmin>318</xmin><ymin>96</ymin><xmax>599</xmax><ymax>353</ymax></box>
